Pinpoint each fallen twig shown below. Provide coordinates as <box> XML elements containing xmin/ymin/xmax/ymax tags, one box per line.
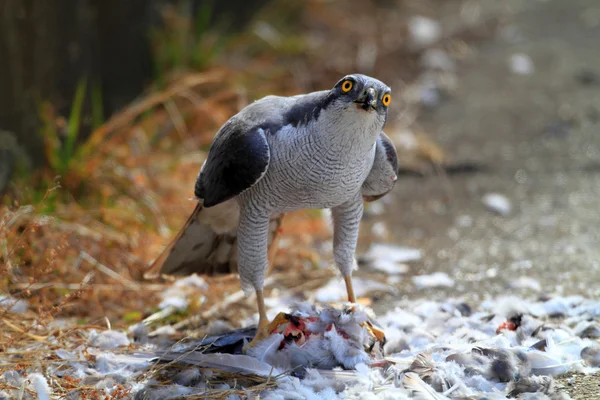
<box><xmin>1</xmin><ymin>319</ymin><xmax>48</xmax><ymax>342</ymax></box>
<box><xmin>79</xmin><ymin>251</ymin><xmax>141</xmax><ymax>291</ymax></box>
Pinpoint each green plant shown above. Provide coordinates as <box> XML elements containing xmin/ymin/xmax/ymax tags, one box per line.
<box><xmin>39</xmin><ymin>77</ymin><xmax>104</xmax><ymax>181</ymax></box>
<box><xmin>149</xmin><ymin>0</ymin><xmax>228</xmax><ymax>82</ymax></box>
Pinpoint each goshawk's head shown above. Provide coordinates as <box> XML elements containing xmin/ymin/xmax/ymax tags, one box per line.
<box><xmin>332</xmin><ymin>74</ymin><xmax>391</xmax><ymax>114</ymax></box>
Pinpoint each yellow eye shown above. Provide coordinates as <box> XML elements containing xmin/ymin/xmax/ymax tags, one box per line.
<box><xmin>341</xmin><ymin>80</ymin><xmax>353</xmax><ymax>93</ymax></box>
<box><xmin>382</xmin><ymin>93</ymin><xmax>391</xmax><ymax>107</ymax></box>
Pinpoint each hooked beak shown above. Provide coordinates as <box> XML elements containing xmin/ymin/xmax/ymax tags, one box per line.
<box><xmin>353</xmin><ymin>87</ymin><xmax>377</xmax><ymax>111</ymax></box>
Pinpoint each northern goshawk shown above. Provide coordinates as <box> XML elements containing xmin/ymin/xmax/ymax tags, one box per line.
<box><xmin>148</xmin><ymin>74</ymin><xmax>399</xmax><ymax>347</ymax></box>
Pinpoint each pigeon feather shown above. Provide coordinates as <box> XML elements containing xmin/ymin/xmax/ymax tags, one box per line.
<box><xmin>401</xmin><ymin>372</ymin><xmax>450</xmax><ymax>400</ymax></box>
<box><xmin>154</xmin><ymin>352</ymin><xmax>282</xmax><ymax>377</ymax></box>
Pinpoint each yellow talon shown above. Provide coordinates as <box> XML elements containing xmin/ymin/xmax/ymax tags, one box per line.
<box><xmin>243</xmin><ymin>312</ymin><xmax>290</xmax><ymax>352</ymax></box>
<box><xmin>346</xmin><ymin>303</ymin><xmax>386</xmax><ymax>345</ymax></box>
<box><xmin>364</xmin><ymin>320</ymin><xmax>386</xmax><ymax>344</ymax></box>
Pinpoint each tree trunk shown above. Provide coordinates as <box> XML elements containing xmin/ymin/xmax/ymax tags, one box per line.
<box><xmin>0</xmin><ymin>0</ymin><xmax>157</xmax><ymax>162</ymax></box>
<box><xmin>0</xmin><ymin>0</ymin><xmax>269</xmax><ymax>192</ymax></box>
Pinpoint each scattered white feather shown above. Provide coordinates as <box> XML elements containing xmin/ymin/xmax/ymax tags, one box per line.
<box><xmin>573</xmin><ymin>320</ymin><xmax>600</xmax><ymax>339</ymax></box>
<box><xmin>325</xmin><ymin>325</ymin><xmax>371</xmax><ymax>369</ymax></box>
<box><xmin>158</xmin><ymin>274</ymin><xmax>207</xmax><ymax>311</ymax></box>
<box><xmin>401</xmin><ymin>372</ymin><xmax>449</xmax><ymax>399</ymax></box>
<box><xmin>1</xmin><ymin>370</ymin><xmax>23</xmax><ymax>387</ymax></box>
<box><xmin>134</xmin><ymin>385</ymin><xmax>195</xmax><ymax>399</ymax></box>
<box><xmin>495</xmin><ymin>296</ymin><xmax>529</xmax><ymax>318</ymax></box>
<box><xmin>380</xmin><ymin>306</ymin><xmax>423</xmax><ymax>330</ymax></box>
<box><xmin>413</xmin><ymin>272</ymin><xmax>455</xmax><ymax>289</ymax></box>
<box><xmin>38</xmin><ymin>295</ymin><xmax>600</xmax><ymax>398</ymax></box>
<box><xmin>173</xmin><ymin>368</ymin><xmax>202</xmax><ymax>386</ymax></box>
<box><xmin>527</xmin><ymin>349</ymin><xmax>582</xmax><ymax>376</ymax></box>
<box><xmin>509</xmin><ymin>276</ymin><xmax>542</xmax><ymax>292</ymax></box>
<box><xmin>510</xmin><ymin>53</ymin><xmax>534</xmax><ymax>75</ymax></box>
<box><xmin>362</xmin><ymin>243</ymin><xmax>422</xmax><ymax>264</ymax></box>
<box><xmin>455</xmin><ymin>215</ymin><xmax>473</xmax><ymax>228</ymax></box>
<box><xmin>174</xmin><ymin>273</ymin><xmax>208</xmax><ymax>289</ymax></box>
<box><xmin>360</xmin><ymin>243</ymin><xmax>420</xmax><ymax>276</ymax></box>
<box><xmin>482</xmin><ymin>193</ymin><xmax>512</xmax><ymax>216</ymax></box>
<box><xmin>408</xmin><ymin>16</ymin><xmax>442</xmax><ymax>47</ymax></box>
<box><xmin>372</xmin><ymin>260</ymin><xmax>410</xmax><ymax>275</ymax></box>
<box><xmin>159</xmin><ymin>296</ymin><xmax>189</xmax><ymax>311</ymax></box>
<box><xmin>161</xmin><ymin>352</ymin><xmax>283</xmax><ymax>378</ymax></box>
<box><xmin>88</xmin><ymin>329</ymin><xmax>130</xmax><ymax>349</ymax></box>
<box><xmin>94</xmin><ymin>352</ymin><xmax>153</xmax><ymax>374</ymax></box>
<box><xmin>56</xmin><ymin>349</ymin><xmax>78</xmax><ymax>361</ymax></box>
<box><xmin>29</xmin><ymin>373</ymin><xmax>51</xmax><ymax>400</ymax></box>
<box><xmin>0</xmin><ymin>295</ymin><xmax>28</xmax><ymax>313</ymax></box>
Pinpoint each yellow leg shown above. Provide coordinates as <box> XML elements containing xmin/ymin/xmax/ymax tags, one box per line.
<box><xmin>256</xmin><ymin>289</ymin><xmax>269</xmax><ymax>329</ymax></box>
<box><xmin>344</xmin><ymin>274</ymin><xmax>386</xmax><ymax>344</ymax></box>
<box><xmin>344</xmin><ymin>274</ymin><xmax>356</xmax><ymax>303</ymax></box>
<box><xmin>243</xmin><ymin>290</ymin><xmax>290</xmax><ymax>352</ymax></box>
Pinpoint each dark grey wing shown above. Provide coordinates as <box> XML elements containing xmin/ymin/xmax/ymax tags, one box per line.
<box><xmin>195</xmin><ymin>121</ymin><xmax>270</xmax><ymax>208</ymax></box>
<box><xmin>193</xmin><ymin>90</ymin><xmax>334</xmax><ymax>207</ymax></box>
<box><xmin>379</xmin><ymin>131</ymin><xmax>398</xmax><ymax>173</ymax></box>
<box><xmin>362</xmin><ymin>131</ymin><xmax>399</xmax><ymax>202</ymax></box>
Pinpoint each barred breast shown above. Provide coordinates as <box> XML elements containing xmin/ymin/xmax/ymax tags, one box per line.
<box><xmin>242</xmin><ymin>123</ymin><xmax>377</xmax><ymax>213</ymax></box>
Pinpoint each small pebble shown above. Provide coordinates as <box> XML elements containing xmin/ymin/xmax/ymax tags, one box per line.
<box><xmin>575</xmin><ymin>69</ymin><xmax>599</xmax><ymax>85</ymax></box>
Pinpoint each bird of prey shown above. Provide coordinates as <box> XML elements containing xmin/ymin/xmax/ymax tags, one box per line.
<box><xmin>147</xmin><ymin>74</ymin><xmax>399</xmax><ymax>348</ymax></box>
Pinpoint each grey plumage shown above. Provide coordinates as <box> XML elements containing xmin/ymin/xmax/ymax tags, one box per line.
<box><xmin>362</xmin><ymin>131</ymin><xmax>399</xmax><ymax>202</ymax></box>
<box><xmin>148</xmin><ymin>74</ymin><xmax>398</xmax><ymax>301</ymax></box>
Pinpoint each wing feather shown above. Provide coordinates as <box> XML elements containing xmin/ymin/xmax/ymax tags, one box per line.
<box><xmin>196</xmin><ymin>123</ymin><xmax>270</xmax><ymax>208</ymax></box>
<box><xmin>362</xmin><ymin>131</ymin><xmax>399</xmax><ymax>202</ymax></box>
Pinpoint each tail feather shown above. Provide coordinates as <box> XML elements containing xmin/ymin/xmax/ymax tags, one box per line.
<box><xmin>144</xmin><ymin>200</ymin><xmax>283</xmax><ymax>279</ymax></box>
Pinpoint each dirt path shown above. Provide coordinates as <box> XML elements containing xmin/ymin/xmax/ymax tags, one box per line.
<box><xmin>371</xmin><ymin>0</ymin><xmax>600</xmax><ymax>302</ymax></box>
<box><xmin>365</xmin><ymin>1</ymin><xmax>600</xmax><ymax>397</ymax></box>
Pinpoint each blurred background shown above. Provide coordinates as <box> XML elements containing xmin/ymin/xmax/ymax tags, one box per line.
<box><xmin>1</xmin><ymin>0</ymin><xmax>600</xmax><ymax>332</ymax></box>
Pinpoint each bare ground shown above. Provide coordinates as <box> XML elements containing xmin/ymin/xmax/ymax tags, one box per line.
<box><xmin>366</xmin><ymin>0</ymin><xmax>600</xmax><ymax>397</ymax></box>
